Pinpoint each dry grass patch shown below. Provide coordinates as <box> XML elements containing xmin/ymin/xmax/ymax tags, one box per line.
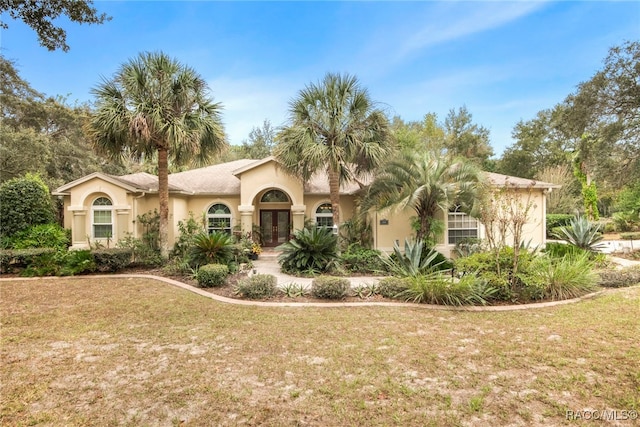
<box><xmin>1</xmin><ymin>277</ymin><xmax>639</xmax><ymax>426</ymax></box>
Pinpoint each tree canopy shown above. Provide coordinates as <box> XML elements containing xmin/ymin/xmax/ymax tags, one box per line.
<box><xmin>89</xmin><ymin>51</ymin><xmax>227</xmax><ymax>257</ymax></box>
<box><xmin>0</xmin><ymin>0</ymin><xmax>110</xmax><ymax>51</ymax></box>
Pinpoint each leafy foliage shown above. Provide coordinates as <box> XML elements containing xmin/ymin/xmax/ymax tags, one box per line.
<box><xmin>277</xmin><ymin>227</ymin><xmax>338</xmax><ymax>274</ymax></box>
<box><xmin>363</xmin><ymin>150</ymin><xmax>483</xmax><ymax>241</ymax></box>
<box><xmin>0</xmin><ymin>248</ymin><xmax>56</xmax><ymax>273</ymax></box>
<box><xmin>196</xmin><ymin>264</ymin><xmax>229</xmax><ymax>288</ymax></box>
<box><xmin>546</xmin><ymin>214</ymin><xmax>575</xmax><ymax>237</ymax></box>
<box><xmin>92</xmin><ymin>248</ymin><xmax>132</xmax><ymax>273</ymax></box>
<box><xmin>552</xmin><ymin>216</ymin><xmax>605</xmax><ymax>251</ymax></box>
<box><xmin>340</xmin><ymin>244</ymin><xmax>385</xmax><ymax>274</ymax></box>
<box><xmin>189</xmin><ymin>232</ymin><xmax>234</xmax><ymax>267</ymax></box>
<box><xmin>377</xmin><ymin>277</ymin><xmax>410</xmax><ymax>299</ymax></box>
<box><xmin>274</xmin><ymin>72</ymin><xmax>392</xmax><ymax>225</ymax></box>
<box><xmin>3</xmin><ymin>223</ymin><xmax>69</xmax><ymax>250</ymax></box>
<box><xmin>234</xmin><ymin>274</ymin><xmax>277</xmax><ymax>299</ymax></box>
<box><xmin>310</xmin><ymin>276</ymin><xmax>350</xmax><ymax>300</ymax></box>
<box><xmin>598</xmin><ymin>266</ymin><xmax>640</xmax><ymax>288</ymax></box>
<box><xmin>0</xmin><ymin>174</ymin><xmax>55</xmax><ymax>237</ymax></box>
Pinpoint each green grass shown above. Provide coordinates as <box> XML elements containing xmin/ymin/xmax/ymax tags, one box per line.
<box><xmin>1</xmin><ymin>278</ymin><xmax>639</xmax><ymax>426</ymax></box>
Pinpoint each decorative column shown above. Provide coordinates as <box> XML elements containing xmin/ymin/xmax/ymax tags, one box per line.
<box><xmin>290</xmin><ymin>205</ymin><xmax>306</xmax><ymax>233</ymax></box>
<box><xmin>238</xmin><ymin>205</ymin><xmax>255</xmax><ymax>236</ymax></box>
<box><xmin>69</xmin><ymin>207</ymin><xmax>88</xmax><ymax>249</ymax></box>
<box><xmin>115</xmin><ymin>209</ymin><xmax>131</xmax><ymax>242</ymax></box>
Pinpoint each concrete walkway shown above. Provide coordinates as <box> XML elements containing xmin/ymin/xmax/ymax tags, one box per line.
<box><xmin>250</xmin><ymin>253</ymin><xmax>382</xmax><ymax>289</ymax></box>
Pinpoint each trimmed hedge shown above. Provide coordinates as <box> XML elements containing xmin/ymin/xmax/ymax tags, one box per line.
<box><xmin>234</xmin><ymin>274</ymin><xmax>277</xmax><ymax>299</ymax></box>
<box><xmin>377</xmin><ymin>277</ymin><xmax>410</xmax><ymax>299</ymax></box>
<box><xmin>311</xmin><ymin>276</ymin><xmax>350</xmax><ymax>299</ymax></box>
<box><xmin>197</xmin><ymin>263</ymin><xmax>229</xmax><ymax>287</ymax></box>
<box><xmin>598</xmin><ymin>266</ymin><xmax>640</xmax><ymax>288</ymax></box>
<box><xmin>546</xmin><ymin>214</ymin><xmax>575</xmax><ymax>237</ymax></box>
<box><xmin>92</xmin><ymin>248</ymin><xmax>132</xmax><ymax>272</ymax></box>
<box><xmin>0</xmin><ymin>248</ymin><xmax>56</xmax><ymax>273</ymax></box>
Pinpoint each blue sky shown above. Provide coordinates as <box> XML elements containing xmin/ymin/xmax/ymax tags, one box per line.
<box><xmin>1</xmin><ymin>1</ymin><xmax>638</xmax><ymax>156</ymax></box>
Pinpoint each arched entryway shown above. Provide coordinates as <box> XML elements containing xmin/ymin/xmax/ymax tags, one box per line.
<box><xmin>257</xmin><ymin>189</ymin><xmax>292</xmax><ymax>246</ymax></box>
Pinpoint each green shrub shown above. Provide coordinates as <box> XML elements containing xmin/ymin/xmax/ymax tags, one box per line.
<box><xmin>59</xmin><ymin>250</ymin><xmax>96</xmax><ymax>276</ymax></box>
<box><xmin>377</xmin><ymin>277</ymin><xmax>410</xmax><ymax>299</ymax></box>
<box><xmin>277</xmin><ymin>227</ymin><xmax>338</xmax><ymax>274</ymax></box>
<box><xmin>0</xmin><ymin>248</ymin><xmax>56</xmax><ymax>273</ymax></box>
<box><xmin>189</xmin><ymin>232</ymin><xmax>234</xmax><ymax>267</ymax></box>
<box><xmin>398</xmin><ymin>273</ymin><xmax>497</xmax><ymax>306</ymax></box>
<box><xmin>546</xmin><ymin>214</ymin><xmax>575</xmax><ymax>237</ymax></box>
<box><xmin>234</xmin><ymin>274</ymin><xmax>277</xmax><ymax>299</ymax></box>
<box><xmin>311</xmin><ymin>276</ymin><xmax>350</xmax><ymax>299</ymax></box>
<box><xmin>522</xmin><ymin>253</ymin><xmax>598</xmax><ymax>301</ymax></box>
<box><xmin>340</xmin><ymin>244</ymin><xmax>385</xmax><ymax>274</ymax></box>
<box><xmin>598</xmin><ymin>266</ymin><xmax>640</xmax><ymax>288</ymax></box>
<box><xmin>0</xmin><ymin>174</ymin><xmax>55</xmax><ymax>237</ymax></box>
<box><xmin>197</xmin><ymin>263</ymin><xmax>229</xmax><ymax>287</ymax></box>
<box><xmin>117</xmin><ymin>233</ymin><xmax>162</xmax><ymax>266</ymax></box>
<box><xmin>612</xmin><ymin>211</ymin><xmax>639</xmax><ymax>232</ymax></box>
<box><xmin>6</xmin><ymin>223</ymin><xmax>69</xmax><ymax>250</ymax></box>
<box><xmin>620</xmin><ymin>232</ymin><xmax>640</xmax><ymax>240</ymax></box>
<box><xmin>92</xmin><ymin>248</ymin><xmax>132</xmax><ymax>272</ymax></box>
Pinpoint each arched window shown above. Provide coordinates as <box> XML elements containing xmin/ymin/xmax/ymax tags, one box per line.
<box><xmin>260</xmin><ymin>189</ymin><xmax>289</xmax><ymax>203</ymax></box>
<box><xmin>92</xmin><ymin>197</ymin><xmax>113</xmax><ymax>238</ymax></box>
<box><xmin>447</xmin><ymin>205</ymin><xmax>478</xmax><ymax>244</ymax></box>
<box><xmin>315</xmin><ymin>203</ymin><xmax>333</xmax><ymax>229</ymax></box>
<box><xmin>207</xmin><ymin>203</ymin><xmax>232</xmax><ymax>234</ymax></box>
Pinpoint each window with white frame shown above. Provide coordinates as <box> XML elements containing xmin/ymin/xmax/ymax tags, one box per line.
<box><xmin>92</xmin><ymin>197</ymin><xmax>113</xmax><ymax>238</ymax></box>
<box><xmin>447</xmin><ymin>205</ymin><xmax>478</xmax><ymax>244</ymax></box>
<box><xmin>315</xmin><ymin>203</ymin><xmax>333</xmax><ymax>229</ymax></box>
<box><xmin>207</xmin><ymin>203</ymin><xmax>232</xmax><ymax>234</ymax></box>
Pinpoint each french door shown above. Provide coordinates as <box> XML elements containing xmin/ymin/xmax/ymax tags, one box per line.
<box><xmin>260</xmin><ymin>210</ymin><xmax>290</xmax><ymax>246</ymax></box>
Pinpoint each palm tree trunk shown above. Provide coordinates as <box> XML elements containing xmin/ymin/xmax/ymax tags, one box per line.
<box><xmin>328</xmin><ymin>167</ymin><xmax>341</xmax><ymax>226</ymax></box>
<box><xmin>158</xmin><ymin>147</ymin><xmax>170</xmax><ymax>259</ymax></box>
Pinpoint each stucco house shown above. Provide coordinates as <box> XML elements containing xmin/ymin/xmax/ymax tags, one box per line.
<box><xmin>52</xmin><ymin>156</ymin><xmax>558</xmax><ymax>257</ymax></box>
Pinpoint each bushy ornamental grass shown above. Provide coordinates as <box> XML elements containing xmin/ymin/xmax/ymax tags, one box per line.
<box><xmin>523</xmin><ymin>253</ymin><xmax>598</xmax><ymax>301</ymax></box>
<box><xmin>310</xmin><ymin>276</ymin><xmax>350</xmax><ymax>300</ymax></box>
<box><xmin>196</xmin><ymin>263</ymin><xmax>229</xmax><ymax>288</ymax></box>
<box><xmin>398</xmin><ymin>273</ymin><xmax>497</xmax><ymax>306</ymax></box>
<box><xmin>234</xmin><ymin>274</ymin><xmax>277</xmax><ymax>299</ymax></box>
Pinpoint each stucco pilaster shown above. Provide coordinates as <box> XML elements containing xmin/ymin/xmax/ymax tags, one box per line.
<box><xmin>238</xmin><ymin>205</ymin><xmax>255</xmax><ymax>234</ymax></box>
<box><xmin>290</xmin><ymin>204</ymin><xmax>306</xmax><ymax>232</ymax></box>
<box><xmin>70</xmin><ymin>208</ymin><xmax>88</xmax><ymax>248</ymax></box>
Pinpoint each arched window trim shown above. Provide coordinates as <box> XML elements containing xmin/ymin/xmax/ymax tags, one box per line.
<box><xmin>207</xmin><ymin>203</ymin><xmax>232</xmax><ymax>234</ymax></box>
<box><xmin>92</xmin><ymin>196</ymin><xmax>113</xmax><ymax>239</ymax></box>
<box><xmin>315</xmin><ymin>202</ymin><xmax>334</xmax><ymax>229</ymax></box>
<box><xmin>260</xmin><ymin>189</ymin><xmax>290</xmax><ymax>203</ymax></box>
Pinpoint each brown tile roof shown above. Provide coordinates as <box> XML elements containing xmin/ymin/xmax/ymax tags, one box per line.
<box><xmin>110</xmin><ymin>172</ymin><xmax>185</xmax><ymax>192</ymax></box>
<box><xmin>168</xmin><ymin>159</ymin><xmax>256</xmax><ymax>194</ymax></box>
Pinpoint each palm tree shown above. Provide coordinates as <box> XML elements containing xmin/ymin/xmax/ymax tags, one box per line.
<box><xmin>363</xmin><ymin>150</ymin><xmax>485</xmax><ymax>242</ymax></box>
<box><xmin>89</xmin><ymin>51</ymin><xmax>227</xmax><ymax>258</ymax></box>
<box><xmin>274</xmin><ymin>72</ymin><xmax>393</xmax><ymax>226</ymax></box>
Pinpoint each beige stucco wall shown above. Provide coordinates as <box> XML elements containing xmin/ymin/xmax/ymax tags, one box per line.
<box><xmin>64</xmin><ymin>178</ymin><xmax>134</xmax><ymax>248</ymax></box>
<box><xmin>237</xmin><ymin>161</ymin><xmax>304</xmax><ymax>207</ymax></box>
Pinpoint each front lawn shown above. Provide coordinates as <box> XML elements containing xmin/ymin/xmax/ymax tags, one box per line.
<box><xmin>1</xmin><ymin>278</ymin><xmax>638</xmax><ymax>426</ymax></box>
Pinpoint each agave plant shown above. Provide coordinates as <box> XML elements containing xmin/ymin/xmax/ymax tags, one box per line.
<box><xmin>189</xmin><ymin>231</ymin><xmax>234</xmax><ymax>266</ymax></box>
<box><xmin>381</xmin><ymin>239</ymin><xmax>448</xmax><ymax>277</ymax></box>
<box><xmin>277</xmin><ymin>227</ymin><xmax>338</xmax><ymax>274</ymax></box>
<box><xmin>552</xmin><ymin>216</ymin><xmax>605</xmax><ymax>251</ymax></box>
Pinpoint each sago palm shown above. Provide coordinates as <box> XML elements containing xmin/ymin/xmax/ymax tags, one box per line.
<box><xmin>274</xmin><ymin>72</ymin><xmax>393</xmax><ymax>225</ymax></box>
<box><xmin>363</xmin><ymin>150</ymin><xmax>484</xmax><ymax>241</ymax></box>
<box><xmin>89</xmin><ymin>51</ymin><xmax>227</xmax><ymax>258</ymax></box>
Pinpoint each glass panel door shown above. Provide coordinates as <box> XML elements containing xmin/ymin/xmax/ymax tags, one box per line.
<box><xmin>261</xmin><ymin>211</ymin><xmax>273</xmax><ymax>245</ymax></box>
<box><xmin>277</xmin><ymin>211</ymin><xmax>289</xmax><ymax>243</ymax></box>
